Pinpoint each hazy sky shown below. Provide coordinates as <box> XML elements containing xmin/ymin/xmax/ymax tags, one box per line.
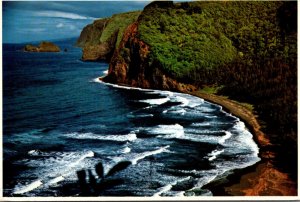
<box><xmin>3</xmin><ymin>1</ymin><xmax>150</xmax><ymax>43</ymax></box>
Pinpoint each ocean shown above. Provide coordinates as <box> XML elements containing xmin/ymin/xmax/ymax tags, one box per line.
<box><xmin>3</xmin><ymin>39</ymin><xmax>260</xmax><ymax>197</ymax></box>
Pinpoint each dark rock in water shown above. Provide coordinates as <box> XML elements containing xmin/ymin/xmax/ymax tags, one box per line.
<box><xmin>24</xmin><ymin>44</ymin><xmax>39</xmax><ymax>52</ymax></box>
<box><xmin>64</xmin><ymin>48</ymin><xmax>68</xmax><ymax>52</ymax></box>
<box><xmin>24</xmin><ymin>41</ymin><xmax>60</xmax><ymax>52</ymax></box>
<box><xmin>106</xmin><ymin>161</ymin><xmax>132</xmax><ymax>177</ymax></box>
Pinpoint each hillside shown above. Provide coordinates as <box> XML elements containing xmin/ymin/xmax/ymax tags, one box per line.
<box><xmin>76</xmin><ymin>11</ymin><xmax>141</xmax><ymax>61</ymax></box>
<box><xmin>104</xmin><ymin>1</ymin><xmax>297</xmax><ymax>150</ymax></box>
<box><xmin>79</xmin><ymin>1</ymin><xmax>297</xmax><ymax>195</ymax></box>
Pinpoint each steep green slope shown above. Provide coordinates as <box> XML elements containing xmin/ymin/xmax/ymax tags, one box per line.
<box><xmin>100</xmin><ymin>11</ymin><xmax>142</xmax><ymax>47</ymax></box>
<box><xmin>138</xmin><ymin>1</ymin><xmax>286</xmax><ymax>81</ymax></box>
<box><xmin>77</xmin><ymin>11</ymin><xmax>140</xmax><ymax>61</ymax></box>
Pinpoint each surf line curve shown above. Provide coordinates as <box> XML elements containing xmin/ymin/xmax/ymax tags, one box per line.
<box><xmin>95</xmin><ymin>76</ymin><xmax>269</xmax><ymax>149</ymax></box>
<box><xmin>95</xmin><ymin>74</ymin><xmax>297</xmax><ymax>196</ymax></box>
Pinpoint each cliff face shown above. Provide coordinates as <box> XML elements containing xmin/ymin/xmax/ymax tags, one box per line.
<box><xmin>24</xmin><ymin>41</ymin><xmax>60</xmax><ymax>52</ymax></box>
<box><xmin>102</xmin><ymin>22</ymin><xmax>196</xmax><ymax>92</ymax></box>
<box><xmin>77</xmin><ymin>11</ymin><xmax>140</xmax><ymax>62</ymax></box>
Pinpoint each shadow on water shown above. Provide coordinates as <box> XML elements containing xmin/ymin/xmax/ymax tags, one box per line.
<box><xmin>76</xmin><ymin>161</ymin><xmax>132</xmax><ymax>196</ymax></box>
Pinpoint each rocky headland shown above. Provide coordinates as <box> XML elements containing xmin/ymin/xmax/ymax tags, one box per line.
<box><xmin>24</xmin><ymin>41</ymin><xmax>60</xmax><ymax>52</ymax></box>
<box><xmin>78</xmin><ymin>1</ymin><xmax>297</xmax><ymax>196</ymax></box>
<box><xmin>76</xmin><ymin>11</ymin><xmax>140</xmax><ymax>62</ymax></box>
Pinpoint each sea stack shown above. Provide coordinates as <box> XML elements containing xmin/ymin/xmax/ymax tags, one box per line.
<box><xmin>24</xmin><ymin>41</ymin><xmax>61</xmax><ymax>52</ymax></box>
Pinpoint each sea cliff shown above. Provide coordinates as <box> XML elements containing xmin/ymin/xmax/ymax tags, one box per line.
<box><xmin>76</xmin><ymin>11</ymin><xmax>140</xmax><ymax>61</ymax></box>
<box><xmin>78</xmin><ymin>1</ymin><xmax>297</xmax><ymax>196</ymax></box>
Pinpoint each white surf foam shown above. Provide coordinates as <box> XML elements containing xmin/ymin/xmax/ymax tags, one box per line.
<box><xmin>168</xmin><ymin>108</ymin><xmax>186</xmax><ymax>115</ymax></box>
<box><xmin>127</xmin><ymin>113</ymin><xmax>154</xmax><ymax>118</ymax></box>
<box><xmin>28</xmin><ymin>150</ymin><xmax>40</xmax><ymax>156</ymax></box>
<box><xmin>93</xmin><ymin>78</ymin><xmax>153</xmax><ymax>92</ymax></box>
<box><xmin>139</xmin><ymin>97</ymin><xmax>170</xmax><ymax>105</ymax></box>
<box><xmin>146</xmin><ymin>90</ymin><xmax>174</xmax><ymax>97</ymax></box>
<box><xmin>13</xmin><ymin>180</ymin><xmax>43</xmax><ymax>195</ymax></box>
<box><xmin>174</xmin><ymin>95</ymin><xmax>189</xmax><ymax>107</ymax></box>
<box><xmin>131</xmin><ymin>146</ymin><xmax>170</xmax><ymax>165</ymax></box>
<box><xmin>191</xmin><ymin>122</ymin><xmax>210</xmax><ymax>127</ymax></box>
<box><xmin>102</xmin><ymin>70</ymin><xmax>108</xmax><ymax>75</ymax></box>
<box><xmin>230</xmin><ymin>121</ymin><xmax>260</xmax><ymax>155</ymax></box>
<box><xmin>207</xmin><ymin>149</ymin><xmax>225</xmax><ymax>161</ymax></box>
<box><xmin>172</xmin><ymin>92</ymin><xmax>204</xmax><ymax>108</ymax></box>
<box><xmin>47</xmin><ymin>176</ymin><xmax>65</xmax><ymax>185</ymax></box>
<box><xmin>153</xmin><ymin>184</ymin><xmax>173</xmax><ymax>197</ymax></box>
<box><xmin>219</xmin><ymin>131</ymin><xmax>232</xmax><ymax>144</ymax></box>
<box><xmin>65</xmin><ymin>132</ymin><xmax>137</xmax><ymax>142</ymax></box>
<box><xmin>15</xmin><ymin>150</ymin><xmax>96</xmax><ymax>195</ymax></box>
<box><xmin>153</xmin><ymin>176</ymin><xmax>191</xmax><ymax>197</ymax></box>
<box><xmin>120</xmin><ymin>147</ymin><xmax>131</xmax><ymax>154</ymax></box>
<box><xmin>150</xmin><ymin>124</ymin><xmax>184</xmax><ymax>139</ymax></box>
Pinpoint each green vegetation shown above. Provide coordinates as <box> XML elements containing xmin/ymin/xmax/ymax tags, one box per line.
<box><xmin>139</xmin><ymin>2</ymin><xmax>238</xmax><ymax>79</ymax></box>
<box><xmin>138</xmin><ymin>1</ymin><xmax>285</xmax><ymax>81</ymax></box>
<box><xmin>100</xmin><ymin>11</ymin><xmax>141</xmax><ymax>47</ymax></box>
<box><xmin>199</xmin><ymin>85</ymin><xmax>222</xmax><ymax>94</ymax></box>
<box><xmin>137</xmin><ymin>1</ymin><xmax>297</xmax><ymax>161</ymax></box>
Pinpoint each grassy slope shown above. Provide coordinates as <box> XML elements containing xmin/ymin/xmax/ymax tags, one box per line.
<box><xmin>78</xmin><ymin>11</ymin><xmax>140</xmax><ymax>48</ymax></box>
<box><xmin>100</xmin><ymin>11</ymin><xmax>141</xmax><ymax>47</ymax></box>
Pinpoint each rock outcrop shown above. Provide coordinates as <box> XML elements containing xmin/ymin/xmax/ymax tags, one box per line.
<box><xmin>24</xmin><ymin>41</ymin><xmax>60</xmax><ymax>52</ymax></box>
<box><xmin>77</xmin><ymin>11</ymin><xmax>140</xmax><ymax>62</ymax></box>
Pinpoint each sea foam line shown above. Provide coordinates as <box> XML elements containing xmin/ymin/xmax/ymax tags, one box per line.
<box><xmin>13</xmin><ymin>180</ymin><xmax>43</xmax><ymax>195</ymax></box>
<box><xmin>64</xmin><ymin>132</ymin><xmax>137</xmax><ymax>142</ymax></box>
<box><xmin>139</xmin><ymin>97</ymin><xmax>170</xmax><ymax>105</ymax></box>
<box><xmin>207</xmin><ymin>149</ymin><xmax>225</xmax><ymax>161</ymax></box>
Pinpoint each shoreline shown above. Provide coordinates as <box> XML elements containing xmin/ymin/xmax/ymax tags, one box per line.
<box><xmin>187</xmin><ymin>91</ymin><xmax>297</xmax><ymax>196</ymax></box>
<box><xmin>98</xmin><ymin>77</ymin><xmax>297</xmax><ymax>196</ymax></box>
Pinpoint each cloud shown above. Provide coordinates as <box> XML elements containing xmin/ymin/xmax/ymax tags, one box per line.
<box><xmin>35</xmin><ymin>10</ymin><xmax>97</xmax><ymax>20</ymax></box>
<box><xmin>56</xmin><ymin>23</ymin><xmax>64</xmax><ymax>28</ymax></box>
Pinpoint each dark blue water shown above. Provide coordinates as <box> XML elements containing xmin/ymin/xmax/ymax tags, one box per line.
<box><xmin>3</xmin><ymin>39</ymin><xmax>260</xmax><ymax>197</ymax></box>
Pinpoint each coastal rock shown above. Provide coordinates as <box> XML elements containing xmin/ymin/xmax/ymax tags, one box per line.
<box><xmin>102</xmin><ymin>22</ymin><xmax>196</xmax><ymax>92</ymax></box>
<box><xmin>81</xmin><ymin>30</ymin><xmax>118</xmax><ymax>61</ymax></box>
<box><xmin>24</xmin><ymin>41</ymin><xmax>60</xmax><ymax>52</ymax></box>
<box><xmin>76</xmin><ymin>19</ymin><xmax>109</xmax><ymax>48</ymax></box>
<box><xmin>77</xmin><ymin>12</ymin><xmax>140</xmax><ymax>62</ymax></box>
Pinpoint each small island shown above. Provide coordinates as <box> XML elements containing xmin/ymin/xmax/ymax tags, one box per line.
<box><xmin>24</xmin><ymin>41</ymin><xmax>60</xmax><ymax>52</ymax></box>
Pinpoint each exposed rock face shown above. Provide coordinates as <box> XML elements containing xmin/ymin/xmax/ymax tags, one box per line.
<box><xmin>102</xmin><ymin>22</ymin><xmax>196</xmax><ymax>92</ymax></box>
<box><xmin>76</xmin><ymin>19</ymin><xmax>109</xmax><ymax>48</ymax></box>
<box><xmin>77</xmin><ymin>19</ymin><xmax>115</xmax><ymax>61</ymax></box>
<box><xmin>24</xmin><ymin>41</ymin><xmax>60</xmax><ymax>52</ymax></box>
<box><xmin>77</xmin><ymin>12</ymin><xmax>140</xmax><ymax>62</ymax></box>
<box><xmin>81</xmin><ymin>30</ymin><xmax>118</xmax><ymax>61</ymax></box>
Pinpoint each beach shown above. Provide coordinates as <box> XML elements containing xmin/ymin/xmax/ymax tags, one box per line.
<box><xmin>189</xmin><ymin>91</ymin><xmax>297</xmax><ymax>196</ymax></box>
